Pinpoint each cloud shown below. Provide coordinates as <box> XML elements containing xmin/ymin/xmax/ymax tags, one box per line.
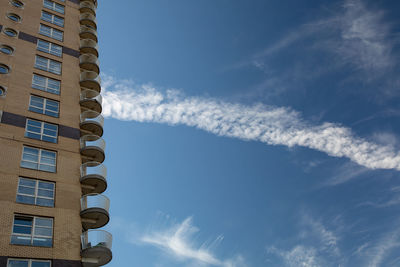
<box><xmin>361</xmin><ymin>227</ymin><xmax>400</xmax><ymax>267</ymax></box>
<box><xmin>140</xmin><ymin>216</ymin><xmax>246</xmax><ymax>267</ymax></box>
<box><xmin>268</xmin><ymin>246</ymin><xmax>321</xmax><ymax>267</ymax></box>
<box><xmin>322</xmin><ymin>162</ymin><xmax>370</xmax><ymax>186</ymax></box>
<box><xmin>102</xmin><ymin>75</ymin><xmax>400</xmax><ymax>171</ymax></box>
<box><xmin>337</xmin><ymin>0</ymin><xmax>394</xmax><ymax>73</ymax></box>
<box><xmin>267</xmin><ymin>215</ymin><xmax>341</xmax><ymax>267</ymax></box>
<box><xmin>249</xmin><ymin>0</ymin><xmax>395</xmax><ymax>75</ymax></box>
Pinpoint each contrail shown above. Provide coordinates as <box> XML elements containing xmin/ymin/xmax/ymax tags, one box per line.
<box><xmin>102</xmin><ymin>77</ymin><xmax>400</xmax><ymax>171</ymax></box>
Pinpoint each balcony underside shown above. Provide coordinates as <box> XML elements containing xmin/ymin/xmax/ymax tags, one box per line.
<box><xmin>81</xmin><ymin>174</ymin><xmax>107</xmax><ymax>195</ymax></box>
<box><xmin>81</xmin><ymin>147</ymin><xmax>105</xmax><ymax>163</ymax></box>
<box><xmin>80</xmin><ymin>79</ymin><xmax>101</xmax><ymax>92</ymax></box>
<box><xmin>80</xmin><ymin>99</ymin><xmax>102</xmax><ymax>113</ymax></box>
<box><xmin>81</xmin><ymin>208</ymin><xmax>110</xmax><ymax>230</ymax></box>
<box><xmin>81</xmin><ymin>247</ymin><xmax>112</xmax><ymax>267</ymax></box>
<box><xmin>80</xmin><ymin>121</ymin><xmax>103</xmax><ymax>137</ymax></box>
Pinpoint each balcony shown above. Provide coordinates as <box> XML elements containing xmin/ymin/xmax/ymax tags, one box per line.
<box><xmin>80</xmin><ymin>162</ymin><xmax>107</xmax><ymax>195</ymax></box>
<box><xmin>80</xmin><ymin>39</ymin><xmax>99</xmax><ymax>57</ymax></box>
<box><xmin>80</xmin><ymin>1</ymin><xmax>96</xmax><ymax>16</ymax></box>
<box><xmin>80</xmin><ymin>110</ymin><xmax>104</xmax><ymax>137</ymax></box>
<box><xmin>80</xmin><ymin>89</ymin><xmax>102</xmax><ymax>113</ymax></box>
<box><xmin>80</xmin><ymin>71</ymin><xmax>101</xmax><ymax>92</ymax></box>
<box><xmin>80</xmin><ymin>26</ymin><xmax>98</xmax><ymax>43</ymax></box>
<box><xmin>80</xmin><ymin>13</ymin><xmax>97</xmax><ymax>29</ymax></box>
<box><xmin>81</xmin><ymin>194</ymin><xmax>110</xmax><ymax>230</ymax></box>
<box><xmin>81</xmin><ymin>230</ymin><xmax>112</xmax><ymax>267</ymax></box>
<box><xmin>80</xmin><ymin>135</ymin><xmax>105</xmax><ymax>163</ymax></box>
<box><xmin>80</xmin><ymin>54</ymin><xmax>100</xmax><ymax>74</ymax></box>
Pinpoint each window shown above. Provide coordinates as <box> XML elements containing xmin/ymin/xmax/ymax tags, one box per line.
<box><xmin>39</xmin><ymin>24</ymin><xmax>63</xmax><ymax>41</ymax></box>
<box><xmin>41</xmin><ymin>11</ymin><xmax>64</xmax><ymax>27</ymax></box>
<box><xmin>0</xmin><ymin>86</ymin><xmax>6</xmax><ymax>97</ymax></box>
<box><xmin>10</xmin><ymin>0</ymin><xmax>24</xmax><ymax>8</ymax></box>
<box><xmin>8</xmin><ymin>259</ymin><xmax>51</xmax><ymax>267</ymax></box>
<box><xmin>29</xmin><ymin>95</ymin><xmax>59</xmax><ymax>117</ymax></box>
<box><xmin>17</xmin><ymin>177</ymin><xmax>55</xmax><ymax>207</ymax></box>
<box><xmin>11</xmin><ymin>215</ymin><xmax>53</xmax><ymax>247</ymax></box>
<box><xmin>34</xmin><ymin>55</ymin><xmax>61</xmax><ymax>75</ymax></box>
<box><xmin>7</xmin><ymin>13</ymin><xmax>21</xmax><ymax>22</ymax></box>
<box><xmin>0</xmin><ymin>45</ymin><xmax>14</xmax><ymax>55</ymax></box>
<box><xmin>3</xmin><ymin>28</ymin><xmax>17</xmax><ymax>37</ymax></box>
<box><xmin>43</xmin><ymin>0</ymin><xmax>64</xmax><ymax>14</ymax></box>
<box><xmin>37</xmin><ymin>40</ymin><xmax>62</xmax><ymax>57</ymax></box>
<box><xmin>21</xmin><ymin>146</ymin><xmax>57</xmax><ymax>172</ymax></box>
<box><xmin>25</xmin><ymin>119</ymin><xmax>58</xmax><ymax>143</ymax></box>
<box><xmin>0</xmin><ymin>64</ymin><xmax>10</xmax><ymax>74</ymax></box>
<box><xmin>32</xmin><ymin>74</ymin><xmax>60</xmax><ymax>95</ymax></box>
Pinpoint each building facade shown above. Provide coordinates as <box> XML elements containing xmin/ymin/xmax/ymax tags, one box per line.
<box><xmin>0</xmin><ymin>0</ymin><xmax>112</xmax><ymax>266</ymax></box>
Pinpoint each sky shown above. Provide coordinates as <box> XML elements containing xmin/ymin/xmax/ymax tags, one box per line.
<box><xmin>96</xmin><ymin>0</ymin><xmax>400</xmax><ymax>266</ymax></box>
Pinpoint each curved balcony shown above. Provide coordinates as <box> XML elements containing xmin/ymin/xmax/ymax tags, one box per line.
<box><xmin>80</xmin><ymin>1</ymin><xmax>96</xmax><ymax>16</ymax></box>
<box><xmin>80</xmin><ymin>39</ymin><xmax>99</xmax><ymax>57</ymax></box>
<box><xmin>80</xmin><ymin>135</ymin><xmax>105</xmax><ymax>163</ymax></box>
<box><xmin>80</xmin><ymin>13</ymin><xmax>97</xmax><ymax>29</ymax></box>
<box><xmin>81</xmin><ymin>194</ymin><xmax>110</xmax><ymax>230</ymax></box>
<box><xmin>80</xmin><ymin>89</ymin><xmax>102</xmax><ymax>113</ymax></box>
<box><xmin>80</xmin><ymin>110</ymin><xmax>104</xmax><ymax>137</ymax></box>
<box><xmin>80</xmin><ymin>54</ymin><xmax>100</xmax><ymax>74</ymax></box>
<box><xmin>80</xmin><ymin>26</ymin><xmax>98</xmax><ymax>43</ymax></box>
<box><xmin>81</xmin><ymin>230</ymin><xmax>112</xmax><ymax>267</ymax></box>
<box><xmin>80</xmin><ymin>71</ymin><xmax>101</xmax><ymax>92</ymax></box>
<box><xmin>80</xmin><ymin>162</ymin><xmax>107</xmax><ymax>195</ymax></box>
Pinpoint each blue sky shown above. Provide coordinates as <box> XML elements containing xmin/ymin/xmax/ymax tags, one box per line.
<box><xmin>97</xmin><ymin>0</ymin><xmax>400</xmax><ymax>266</ymax></box>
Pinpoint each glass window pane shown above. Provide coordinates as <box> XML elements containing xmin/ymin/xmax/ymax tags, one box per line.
<box><xmin>21</xmin><ymin>161</ymin><xmax>38</xmax><ymax>170</ymax></box>
<box><xmin>18</xmin><ymin>186</ymin><xmax>35</xmax><ymax>195</ymax></box>
<box><xmin>36</xmin><ymin>198</ymin><xmax>54</xmax><ymax>207</ymax></box>
<box><xmin>16</xmin><ymin>195</ymin><xmax>36</xmax><ymax>205</ymax></box>
<box><xmin>34</xmin><ymin>226</ymin><xmax>52</xmax><ymax>236</ymax></box>
<box><xmin>39</xmin><ymin>164</ymin><xmax>56</xmax><ymax>173</ymax></box>
<box><xmin>13</xmin><ymin>225</ymin><xmax>32</xmax><ymax>235</ymax></box>
<box><xmin>19</xmin><ymin>178</ymin><xmax>36</xmax><ymax>187</ymax></box>
<box><xmin>24</xmin><ymin>147</ymin><xmax>39</xmax><ymax>155</ymax></box>
<box><xmin>32</xmin><ymin>261</ymin><xmax>51</xmax><ymax>267</ymax></box>
<box><xmin>8</xmin><ymin>260</ymin><xmax>29</xmax><ymax>267</ymax></box>
<box><xmin>11</xmin><ymin>235</ymin><xmax>31</xmax><ymax>245</ymax></box>
<box><xmin>32</xmin><ymin>237</ymin><xmax>52</xmax><ymax>247</ymax></box>
<box><xmin>35</xmin><ymin>218</ymin><xmax>52</xmax><ymax>227</ymax></box>
<box><xmin>39</xmin><ymin>181</ymin><xmax>54</xmax><ymax>190</ymax></box>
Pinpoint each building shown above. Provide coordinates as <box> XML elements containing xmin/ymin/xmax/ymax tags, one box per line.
<box><xmin>0</xmin><ymin>0</ymin><xmax>112</xmax><ymax>266</ymax></box>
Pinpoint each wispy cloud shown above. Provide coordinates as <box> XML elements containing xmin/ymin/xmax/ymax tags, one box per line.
<box><xmin>267</xmin><ymin>246</ymin><xmax>321</xmax><ymax>267</ymax></box>
<box><xmin>247</xmin><ymin>0</ymin><xmax>395</xmax><ymax>76</ymax></box>
<box><xmin>322</xmin><ymin>162</ymin><xmax>370</xmax><ymax>187</ymax></box>
<box><xmin>140</xmin><ymin>217</ymin><xmax>246</xmax><ymax>267</ymax></box>
<box><xmin>102</xmin><ymin>75</ymin><xmax>400</xmax><ymax>171</ymax></box>
<box><xmin>267</xmin><ymin>214</ymin><xmax>341</xmax><ymax>267</ymax></box>
<box><xmin>361</xmin><ymin>226</ymin><xmax>400</xmax><ymax>267</ymax></box>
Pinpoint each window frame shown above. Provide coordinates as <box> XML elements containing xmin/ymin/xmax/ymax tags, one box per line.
<box><xmin>7</xmin><ymin>13</ymin><xmax>21</xmax><ymax>22</ymax></box>
<box><xmin>0</xmin><ymin>64</ymin><xmax>10</xmax><ymax>74</ymax></box>
<box><xmin>29</xmin><ymin>95</ymin><xmax>60</xmax><ymax>118</ymax></box>
<box><xmin>41</xmin><ymin>10</ymin><xmax>64</xmax><ymax>27</ymax></box>
<box><xmin>32</xmin><ymin>74</ymin><xmax>61</xmax><ymax>95</ymax></box>
<box><xmin>16</xmin><ymin>177</ymin><xmax>55</xmax><ymax>207</ymax></box>
<box><xmin>34</xmin><ymin>55</ymin><xmax>62</xmax><ymax>75</ymax></box>
<box><xmin>11</xmin><ymin>215</ymin><xmax>53</xmax><ymax>247</ymax></box>
<box><xmin>43</xmin><ymin>0</ymin><xmax>65</xmax><ymax>14</ymax></box>
<box><xmin>3</xmin><ymin>28</ymin><xmax>18</xmax><ymax>38</ymax></box>
<box><xmin>25</xmin><ymin>118</ymin><xmax>58</xmax><ymax>143</ymax></box>
<box><xmin>7</xmin><ymin>258</ymin><xmax>51</xmax><ymax>267</ymax></box>
<box><xmin>20</xmin><ymin>146</ymin><xmax>57</xmax><ymax>173</ymax></box>
<box><xmin>39</xmin><ymin>24</ymin><xmax>63</xmax><ymax>41</ymax></box>
<box><xmin>37</xmin><ymin>39</ymin><xmax>62</xmax><ymax>57</ymax></box>
<box><xmin>10</xmin><ymin>0</ymin><xmax>24</xmax><ymax>8</ymax></box>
